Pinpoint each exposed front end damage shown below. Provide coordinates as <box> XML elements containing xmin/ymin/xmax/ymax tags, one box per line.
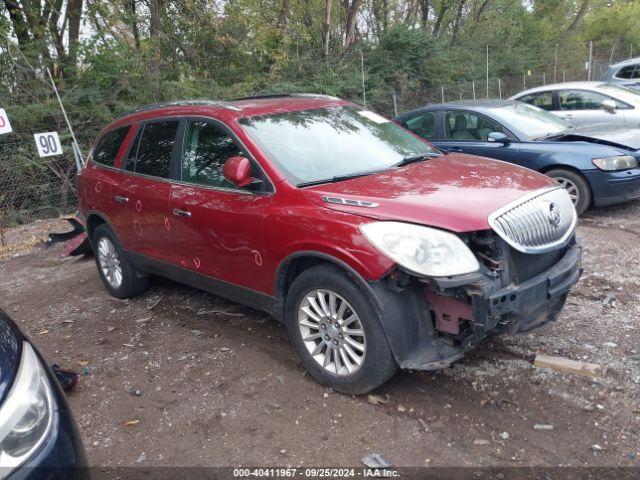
<box><xmin>370</xmin><ymin>184</ymin><xmax>583</xmax><ymax>372</ymax></box>
<box><xmin>372</xmin><ymin>232</ymin><xmax>582</xmax><ymax>371</ymax></box>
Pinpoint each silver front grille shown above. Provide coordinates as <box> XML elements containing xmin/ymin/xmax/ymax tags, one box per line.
<box><xmin>488</xmin><ymin>187</ymin><xmax>577</xmax><ymax>254</ymax></box>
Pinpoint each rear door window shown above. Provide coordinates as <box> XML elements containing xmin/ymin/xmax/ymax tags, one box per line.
<box><xmin>404</xmin><ymin>112</ymin><xmax>437</xmax><ymax>139</ymax></box>
<box><xmin>128</xmin><ymin>121</ymin><xmax>179</xmax><ymax>178</ymax></box>
<box><xmin>517</xmin><ymin>91</ymin><xmax>554</xmax><ymax>111</ymax></box>
<box><xmin>558</xmin><ymin>90</ymin><xmax>628</xmax><ymax>110</ymax></box>
<box><xmin>93</xmin><ymin>127</ymin><xmax>130</xmax><ymax>167</ymax></box>
<box><xmin>444</xmin><ymin>111</ymin><xmax>503</xmax><ymax>141</ymax></box>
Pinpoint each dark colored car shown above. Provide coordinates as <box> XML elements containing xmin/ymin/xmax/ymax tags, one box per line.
<box><xmin>78</xmin><ymin>95</ymin><xmax>581</xmax><ymax>394</ymax></box>
<box><xmin>0</xmin><ymin>309</ymin><xmax>87</xmax><ymax>479</ymax></box>
<box><xmin>394</xmin><ymin>100</ymin><xmax>640</xmax><ymax>214</ymax></box>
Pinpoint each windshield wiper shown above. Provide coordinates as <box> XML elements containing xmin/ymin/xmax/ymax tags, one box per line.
<box><xmin>393</xmin><ymin>152</ymin><xmax>441</xmax><ymax>168</ymax></box>
<box><xmin>297</xmin><ymin>168</ymin><xmax>387</xmax><ymax>188</ymax></box>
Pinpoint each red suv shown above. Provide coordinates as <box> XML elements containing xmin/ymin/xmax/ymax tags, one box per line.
<box><xmin>78</xmin><ymin>95</ymin><xmax>582</xmax><ymax>394</ymax></box>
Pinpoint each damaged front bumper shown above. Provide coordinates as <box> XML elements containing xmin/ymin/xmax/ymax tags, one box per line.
<box><xmin>372</xmin><ymin>238</ymin><xmax>582</xmax><ymax>371</ymax></box>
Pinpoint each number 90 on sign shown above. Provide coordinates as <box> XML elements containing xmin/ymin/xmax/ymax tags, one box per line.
<box><xmin>34</xmin><ymin>132</ymin><xmax>63</xmax><ymax>157</ymax></box>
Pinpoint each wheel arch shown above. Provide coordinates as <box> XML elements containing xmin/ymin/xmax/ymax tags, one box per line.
<box><xmin>274</xmin><ymin>251</ymin><xmax>385</xmax><ymax>321</ymax></box>
<box><xmin>85</xmin><ymin>211</ymin><xmax>111</xmax><ymax>241</ymax></box>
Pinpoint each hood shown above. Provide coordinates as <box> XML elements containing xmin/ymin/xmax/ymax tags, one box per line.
<box><xmin>303</xmin><ymin>154</ymin><xmax>555</xmax><ymax>232</ymax></box>
<box><xmin>0</xmin><ymin>310</ymin><xmax>22</xmax><ymax>404</ymax></box>
<box><xmin>552</xmin><ymin>123</ymin><xmax>640</xmax><ymax>151</ymax></box>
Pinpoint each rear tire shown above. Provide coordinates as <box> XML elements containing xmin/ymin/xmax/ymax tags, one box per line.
<box><xmin>545</xmin><ymin>168</ymin><xmax>591</xmax><ymax>215</ymax></box>
<box><xmin>285</xmin><ymin>264</ymin><xmax>397</xmax><ymax>394</ymax></box>
<box><xmin>92</xmin><ymin>224</ymin><xmax>149</xmax><ymax>299</ymax></box>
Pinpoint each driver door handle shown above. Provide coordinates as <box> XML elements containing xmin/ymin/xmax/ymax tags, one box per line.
<box><xmin>173</xmin><ymin>208</ymin><xmax>192</xmax><ymax>218</ymax></box>
<box><xmin>114</xmin><ymin>195</ymin><xmax>129</xmax><ymax>203</ymax></box>
<box><xmin>448</xmin><ymin>146</ymin><xmax>463</xmax><ymax>152</ymax></box>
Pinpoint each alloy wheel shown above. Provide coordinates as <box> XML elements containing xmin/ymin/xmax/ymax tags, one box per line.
<box><xmin>297</xmin><ymin>289</ymin><xmax>366</xmax><ymax>376</ymax></box>
<box><xmin>554</xmin><ymin>177</ymin><xmax>580</xmax><ymax>206</ymax></box>
<box><xmin>97</xmin><ymin>237</ymin><xmax>123</xmax><ymax>289</ymax></box>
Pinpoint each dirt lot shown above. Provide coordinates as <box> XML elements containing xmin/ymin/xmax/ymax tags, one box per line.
<box><xmin>0</xmin><ymin>202</ymin><xmax>639</xmax><ymax>470</ymax></box>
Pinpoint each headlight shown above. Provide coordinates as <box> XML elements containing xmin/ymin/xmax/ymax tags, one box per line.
<box><xmin>360</xmin><ymin>221</ymin><xmax>480</xmax><ymax>277</ymax></box>
<box><xmin>0</xmin><ymin>342</ymin><xmax>53</xmax><ymax>474</ymax></box>
<box><xmin>592</xmin><ymin>155</ymin><xmax>637</xmax><ymax>171</ymax></box>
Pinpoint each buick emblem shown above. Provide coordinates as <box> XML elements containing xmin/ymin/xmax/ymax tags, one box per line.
<box><xmin>548</xmin><ymin>202</ymin><xmax>562</xmax><ymax>227</ymax></box>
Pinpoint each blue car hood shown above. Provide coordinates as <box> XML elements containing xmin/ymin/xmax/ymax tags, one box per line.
<box><xmin>551</xmin><ymin>124</ymin><xmax>640</xmax><ymax>151</ymax></box>
<box><xmin>0</xmin><ymin>310</ymin><xmax>22</xmax><ymax>403</ymax></box>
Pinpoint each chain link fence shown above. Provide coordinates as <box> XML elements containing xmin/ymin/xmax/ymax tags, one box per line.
<box><xmin>0</xmin><ymin>130</ymin><xmax>79</xmax><ymax>232</ymax></box>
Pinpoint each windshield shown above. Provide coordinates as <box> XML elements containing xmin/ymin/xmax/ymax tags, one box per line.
<box><xmin>239</xmin><ymin>106</ymin><xmax>438</xmax><ymax>186</ymax></box>
<box><xmin>489</xmin><ymin>102</ymin><xmax>571</xmax><ymax>139</ymax></box>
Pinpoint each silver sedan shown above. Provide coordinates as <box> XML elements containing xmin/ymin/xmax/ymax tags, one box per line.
<box><xmin>510</xmin><ymin>81</ymin><xmax>640</xmax><ymax>127</ymax></box>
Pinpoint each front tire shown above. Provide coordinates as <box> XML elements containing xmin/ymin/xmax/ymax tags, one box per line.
<box><xmin>285</xmin><ymin>264</ymin><xmax>397</xmax><ymax>394</ymax></box>
<box><xmin>546</xmin><ymin>168</ymin><xmax>591</xmax><ymax>215</ymax></box>
<box><xmin>92</xmin><ymin>224</ymin><xmax>149</xmax><ymax>299</ymax></box>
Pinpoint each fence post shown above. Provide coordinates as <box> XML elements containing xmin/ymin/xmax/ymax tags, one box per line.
<box><xmin>498</xmin><ymin>78</ymin><xmax>502</xmax><ymax>99</ymax></box>
<box><xmin>523</xmin><ymin>74</ymin><xmax>526</xmax><ymax>89</ymax></box>
<box><xmin>554</xmin><ymin>44</ymin><xmax>558</xmax><ymax>83</ymax></box>
<box><xmin>542</xmin><ymin>72</ymin><xmax>546</xmax><ymax>85</ymax></box>
<box><xmin>486</xmin><ymin>45</ymin><xmax>489</xmax><ymax>98</ymax></box>
<box><xmin>441</xmin><ymin>86</ymin><xmax>445</xmax><ymax>103</ymax></box>
<box><xmin>472</xmin><ymin>81</ymin><xmax>476</xmax><ymax>100</ymax></box>
<box><xmin>392</xmin><ymin>94</ymin><xmax>398</xmax><ymax>117</ymax></box>
<box><xmin>587</xmin><ymin>41</ymin><xmax>593</xmax><ymax>81</ymax></box>
<box><xmin>360</xmin><ymin>50</ymin><xmax>366</xmax><ymax>107</ymax></box>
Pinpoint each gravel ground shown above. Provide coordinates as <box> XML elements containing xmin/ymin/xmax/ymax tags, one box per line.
<box><xmin>0</xmin><ymin>202</ymin><xmax>639</xmax><ymax>469</ymax></box>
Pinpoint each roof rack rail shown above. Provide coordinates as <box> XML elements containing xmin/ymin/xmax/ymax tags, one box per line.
<box><xmin>229</xmin><ymin>93</ymin><xmax>339</xmax><ymax>101</ymax></box>
<box><xmin>118</xmin><ymin>100</ymin><xmax>239</xmax><ymax>119</ymax></box>
<box><xmin>230</xmin><ymin>93</ymin><xmax>293</xmax><ymax>101</ymax></box>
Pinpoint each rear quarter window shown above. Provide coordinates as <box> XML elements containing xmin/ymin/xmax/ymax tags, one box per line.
<box><xmin>92</xmin><ymin>127</ymin><xmax>130</xmax><ymax>167</ymax></box>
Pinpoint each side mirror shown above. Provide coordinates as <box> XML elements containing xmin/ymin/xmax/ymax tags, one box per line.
<box><xmin>223</xmin><ymin>156</ymin><xmax>253</xmax><ymax>188</ymax></box>
<box><xmin>487</xmin><ymin>132</ymin><xmax>510</xmax><ymax>144</ymax></box>
<box><xmin>602</xmin><ymin>99</ymin><xmax>617</xmax><ymax>114</ymax></box>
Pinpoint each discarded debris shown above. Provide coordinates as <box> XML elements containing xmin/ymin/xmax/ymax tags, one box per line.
<box><xmin>107</xmin><ymin>326</ymin><xmax>116</xmax><ymax>333</ymax></box>
<box><xmin>367</xmin><ymin>393</ymin><xmax>390</xmax><ymax>405</ymax></box>
<box><xmin>191</xmin><ymin>329</ymin><xmax>202</xmax><ymax>336</ymax></box>
<box><xmin>136</xmin><ymin>452</ymin><xmax>147</xmax><ymax>463</ymax></box>
<box><xmin>219</xmin><ymin>347</ymin><xmax>231</xmax><ymax>352</ymax></box>
<box><xmin>397</xmin><ymin>404</ymin><xmax>407</xmax><ymax>413</ymax></box>
<box><xmin>533</xmin><ymin>424</ymin><xmax>554</xmax><ymax>430</ymax></box>
<box><xmin>135</xmin><ymin>317</ymin><xmax>151</xmax><ymax>323</ymax></box>
<box><xmin>500</xmin><ymin>432</ymin><xmax>510</xmax><ymax>440</ymax></box>
<box><xmin>417</xmin><ymin>418</ymin><xmax>429</xmax><ymax>431</ymax></box>
<box><xmin>533</xmin><ymin>354</ymin><xmax>607</xmax><ymax>379</ymax></box>
<box><xmin>361</xmin><ymin>453</ymin><xmax>392</xmax><ymax>468</ymax></box>
<box><xmin>474</xmin><ymin>439</ymin><xmax>490</xmax><ymax>446</ymax></box>
<box><xmin>51</xmin><ymin>364</ymin><xmax>79</xmax><ymax>392</ymax></box>
<box><xmin>125</xmin><ymin>420</ymin><xmax>140</xmax><ymax>426</ymax></box>
<box><xmin>602</xmin><ymin>294</ymin><xmax>615</xmax><ymax>308</ymax></box>
<box><xmin>591</xmin><ymin>444</ymin><xmax>604</xmax><ymax>452</ymax></box>
<box><xmin>198</xmin><ymin>309</ymin><xmax>244</xmax><ymax>317</ymax></box>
